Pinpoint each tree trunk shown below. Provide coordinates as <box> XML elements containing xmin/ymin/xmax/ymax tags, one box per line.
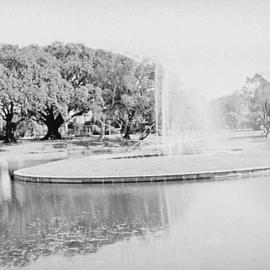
<box><xmin>43</xmin><ymin>114</ymin><xmax>64</xmax><ymax>140</ymax></box>
<box><xmin>3</xmin><ymin>104</ymin><xmax>17</xmax><ymax>143</ymax></box>
<box><xmin>123</xmin><ymin>111</ymin><xmax>136</xmax><ymax>140</ymax></box>
<box><xmin>112</xmin><ymin>85</ymin><xmax>116</xmax><ymax>106</ymax></box>
<box><xmin>97</xmin><ymin>120</ymin><xmax>105</xmax><ymax>140</ymax></box>
<box><xmin>43</xmin><ymin>122</ymin><xmax>62</xmax><ymax>140</ymax></box>
<box><xmin>139</xmin><ymin>126</ymin><xmax>152</xmax><ymax>140</ymax></box>
<box><xmin>123</xmin><ymin>124</ymin><xmax>131</xmax><ymax>140</ymax></box>
<box><xmin>5</xmin><ymin>119</ymin><xmax>17</xmax><ymax>143</ymax></box>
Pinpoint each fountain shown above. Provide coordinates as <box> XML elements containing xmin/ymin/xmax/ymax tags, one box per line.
<box><xmin>155</xmin><ymin>62</ymin><xmax>212</xmax><ymax>156</ymax></box>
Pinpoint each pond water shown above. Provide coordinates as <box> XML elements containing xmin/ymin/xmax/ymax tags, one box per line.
<box><xmin>1</xmin><ymin>167</ymin><xmax>270</xmax><ymax>269</ymax></box>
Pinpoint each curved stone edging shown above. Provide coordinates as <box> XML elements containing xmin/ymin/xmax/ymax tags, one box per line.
<box><xmin>14</xmin><ymin>166</ymin><xmax>270</xmax><ymax>184</ymax></box>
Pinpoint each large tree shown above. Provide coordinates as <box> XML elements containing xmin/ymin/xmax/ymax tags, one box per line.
<box><xmin>0</xmin><ymin>42</ymin><xmax>156</xmax><ymax>141</ymax></box>
<box><xmin>243</xmin><ymin>74</ymin><xmax>270</xmax><ymax>136</ymax></box>
<box><xmin>109</xmin><ymin>58</ymin><xmax>155</xmax><ymax>139</ymax></box>
<box><xmin>211</xmin><ymin>91</ymin><xmax>250</xmax><ymax>129</ymax></box>
<box><xmin>0</xmin><ymin>45</ymin><xmax>30</xmax><ymax>142</ymax></box>
<box><xmin>44</xmin><ymin>44</ymin><xmax>155</xmax><ymax>140</ymax></box>
<box><xmin>28</xmin><ymin>74</ymin><xmax>101</xmax><ymax>140</ymax></box>
<box><xmin>19</xmin><ymin>45</ymin><xmax>100</xmax><ymax>140</ymax></box>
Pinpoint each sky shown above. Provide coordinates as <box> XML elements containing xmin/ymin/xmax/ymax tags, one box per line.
<box><xmin>1</xmin><ymin>0</ymin><xmax>270</xmax><ymax>100</ymax></box>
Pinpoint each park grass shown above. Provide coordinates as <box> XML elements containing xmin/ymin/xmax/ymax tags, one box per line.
<box><xmin>12</xmin><ymin>129</ymin><xmax>270</xmax><ymax>179</ymax></box>
<box><xmin>0</xmin><ymin>135</ymin><xmax>144</xmax><ymax>161</ymax></box>
<box><xmin>0</xmin><ymin>129</ymin><xmax>268</xmax><ymax>164</ymax></box>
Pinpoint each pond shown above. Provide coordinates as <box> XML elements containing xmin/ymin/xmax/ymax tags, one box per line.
<box><xmin>1</xmin><ymin>166</ymin><xmax>270</xmax><ymax>269</ymax></box>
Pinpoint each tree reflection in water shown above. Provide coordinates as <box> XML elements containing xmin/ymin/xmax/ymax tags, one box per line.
<box><xmin>0</xmin><ymin>178</ymin><xmax>172</xmax><ymax>268</ymax></box>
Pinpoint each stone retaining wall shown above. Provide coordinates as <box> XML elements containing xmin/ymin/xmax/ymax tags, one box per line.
<box><xmin>14</xmin><ymin>166</ymin><xmax>270</xmax><ymax>184</ymax></box>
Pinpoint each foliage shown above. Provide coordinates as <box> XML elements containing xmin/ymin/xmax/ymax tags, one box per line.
<box><xmin>243</xmin><ymin>74</ymin><xmax>270</xmax><ymax>136</ymax></box>
<box><xmin>211</xmin><ymin>91</ymin><xmax>250</xmax><ymax>129</ymax></box>
<box><xmin>0</xmin><ymin>43</ymin><xmax>155</xmax><ymax>141</ymax></box>
<box><xmin>211</xmin><ymin>74</ymin><xmax>270</xmax><ymax>134</ymax></box>
<box><xmin>0</xmin><ymin>45</ymin><xmax>30</xmax><ymax>142</ymax></box>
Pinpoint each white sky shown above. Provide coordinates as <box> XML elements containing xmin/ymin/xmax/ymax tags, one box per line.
<box><xmin>1</xmin><ymin>0</ymin><xmax>270</xmax><ymax>99</ymax></box>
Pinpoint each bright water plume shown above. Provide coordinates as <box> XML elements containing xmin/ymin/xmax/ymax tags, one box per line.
<box><xmin>155</xmin><ymin>62</ymin><xmax>214</xmax><ymax>156</ymax></box>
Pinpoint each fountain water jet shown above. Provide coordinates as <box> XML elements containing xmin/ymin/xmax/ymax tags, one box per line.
<box><xmin>155</xmin><ymin>63</ymin><xmax>184</xmax><ymax>156</ymax></box>
<box><xmin>155</xmin><ymin>61</ymin><xmax>213</xmax><ymax>156</ymax></box>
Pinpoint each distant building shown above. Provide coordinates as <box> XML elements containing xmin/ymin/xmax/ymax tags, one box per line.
<box><xmin>68</xmin><ymin>110</ymin><xmax>94</xmax><ymax>136</ymax></box>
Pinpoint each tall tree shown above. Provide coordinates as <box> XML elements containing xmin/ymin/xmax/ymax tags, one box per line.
<box><xmin>0</xmin><ymin>42</ymin><xmax>156</xmax><ymax>141</ymax></box>
<box><xmin>0</xmin><ymin>45</ymin><xmax>29</xmax><ymax>142</ymax></box>
<box><xmin>20</xmin><ymin>45</ymin><xmax>98</xmax><ymax>140</ymax></box>
<box><xmin>211</xmin><ymin>91</ymin><xmax>250</xmax><ymax>129</ymax></box>
<box><xmin>243</xmin><ymin>74</ymin><xmax>270</xmax><ymax>136</ymax></box>
<box><xmin>110</xmin><ymin>58</ymin><xmax>155</xmax><ymax>139</ymax></box>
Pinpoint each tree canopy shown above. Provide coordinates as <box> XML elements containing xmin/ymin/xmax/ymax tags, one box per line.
<box><xmin>211</xmin><ymin>73</ymin><xmax>270</xmax><ymax>134</ymax></box>
<box><xmin>243</xmin><ymin>74</ymin><xmax>270</xmax><ymax>135</ymax></box>
<box><xmin>0</xmin><ymin>43</ymin><xmax>155</xmax><ymax>141</ymax></box>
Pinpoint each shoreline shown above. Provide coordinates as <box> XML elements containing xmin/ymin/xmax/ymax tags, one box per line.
<box><xmin>13</xmin><ymin>148</ymin><xmax>270</xmax><ymax>183</ymax></box>
<box><xmin>14</xmin><ymin>163</ymin><xmax>270</xmax><ymax>184</ymax></box>
<box><xmin>2</xmin><ymin>130</ymin><xmax>269</xmax><ymax>184</ymax></box>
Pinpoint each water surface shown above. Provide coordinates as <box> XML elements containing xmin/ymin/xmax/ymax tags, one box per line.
<box><xmin>1</xmin><ymin>168</ymin><xmax>270</xmax><ymax>269</ymax></box>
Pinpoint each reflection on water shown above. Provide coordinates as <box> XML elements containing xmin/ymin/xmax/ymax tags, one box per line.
<box><xmin>2</xmin><ymin>164</ymin><xmax>270</xmax><ymax>270</ymax></box>
<box><xmin>0</xmin><ymin>160</ymin><xmax>11</xmax><ymax>203</ymax></box>
<box><xmin>0</xmin><ymin>170</ymin><xmax>176</xmax><ymax>268</ymax></box>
